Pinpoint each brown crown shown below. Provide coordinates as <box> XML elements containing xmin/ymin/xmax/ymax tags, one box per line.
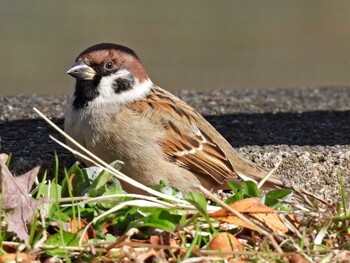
<box><xmin>77</xmin><ymin>43</ymin><xmax>149</xmax><ymax>82</ymax></box>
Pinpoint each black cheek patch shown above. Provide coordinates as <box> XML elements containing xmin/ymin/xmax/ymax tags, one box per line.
<box><xmin>112</xmin><ymin>78</ymin><xmax>134</xmax><ymax>94</ymax></box>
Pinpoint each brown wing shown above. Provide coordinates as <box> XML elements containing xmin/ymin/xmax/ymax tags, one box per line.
<box><xmin>128</xmin><ymin>86</ymin><xmax>242</xmax><ymax>184</ymax></box>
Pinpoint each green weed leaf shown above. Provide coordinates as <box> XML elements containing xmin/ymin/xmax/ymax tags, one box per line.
<box><xmin>265</xmin><ymin>189</ymin><xmax>292</xmax><ymax>207</ymax></box>
<box><xmin>62</xmin><ymin>163</ymin><xmax>90</xmax><ymax>197</ymax></box>
<box><xmin>185</xmin><ymin>192</ymin><xmax>207</xmax><ymax>217</ymax></box>
<box><xmin>242</xmin><ymin>181</ymin><xmax>260</xmax><ymax>197</ymax></box>
<box><xmin>139</xmin><ymin>210</ymin><xmax>182</xmax><ymax>232</ymax></box>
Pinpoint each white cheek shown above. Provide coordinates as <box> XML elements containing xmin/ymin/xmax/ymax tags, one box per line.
<box><xmin>114</xmin><ymin>78</ymin><xmax>153</xmax><ymax>105</ymax></box>
<box><xmin>90</xmin><ymin>69</ymin><xmax>153</xmax><ymax>109</ymax></box>
<box><xmin>96</xmin><ymin>69</ymin><xmax>131</xmax><ymax>101</ymax></box>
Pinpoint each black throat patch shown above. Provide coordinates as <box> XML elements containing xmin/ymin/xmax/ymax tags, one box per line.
<box><xmin>73</xmin><ymin>78</ymin><xmax>100</xmax><ymax>109</ymax></box>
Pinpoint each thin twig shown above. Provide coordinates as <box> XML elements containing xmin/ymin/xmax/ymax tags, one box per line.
<box><xmin>257</xmin><ymin>160</ymin><xmax>282</xmax><ymax>189</ymax></box>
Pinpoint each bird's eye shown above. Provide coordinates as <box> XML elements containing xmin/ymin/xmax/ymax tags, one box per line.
<box><xmin>104</xmin><ymin>61</ymin><xmax>114</xmax><ymax>70</ymax></box>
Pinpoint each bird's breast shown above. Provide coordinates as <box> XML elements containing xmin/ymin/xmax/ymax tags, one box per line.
<box><xmin>65</xmin><ymin>102</ymin><xmax>167</xmax><ymax>168</ymax></box>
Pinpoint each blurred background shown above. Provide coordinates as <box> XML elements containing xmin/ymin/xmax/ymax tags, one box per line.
<box><xmin>1</xmin><ymin>0</ymin><xmax>350</xmax><ymax>96</ymax></box>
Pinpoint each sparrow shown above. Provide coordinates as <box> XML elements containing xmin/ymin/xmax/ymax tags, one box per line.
<box><xmin>64</xmin><ymin>43</ymin><xmax>284</xmax><ymax>194</ymax></box>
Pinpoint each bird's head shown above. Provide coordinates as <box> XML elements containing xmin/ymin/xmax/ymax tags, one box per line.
<box><xmin>67</xmin><ymin>43</ymin><xmax>152</xmax><ymax>109</ymax></box>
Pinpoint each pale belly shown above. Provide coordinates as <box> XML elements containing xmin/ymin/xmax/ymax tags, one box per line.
<box><xmin>64</xmin><ymin>105</ymin><xmax>206</xmax><ymax>193</ymax></box>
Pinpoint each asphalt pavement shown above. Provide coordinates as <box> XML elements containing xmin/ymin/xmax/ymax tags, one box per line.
<box><xmin>1</xmin><ymin>86</ymin><xmax>349</xmax><ymax>202</ymax></box>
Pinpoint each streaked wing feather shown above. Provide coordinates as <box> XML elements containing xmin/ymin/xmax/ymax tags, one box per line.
<box><xmin>129</xmin><ymin>86</ymin><xmax>242</xmax><ymax>184</ymax></box>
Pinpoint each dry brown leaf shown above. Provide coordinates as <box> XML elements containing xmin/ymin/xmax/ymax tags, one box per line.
<box><xmin>288</xmin><ymin>253</ymin><xmax>309</xmax><ymax>263</ymax></box>
<box><xmin>209</xmin><ymin>198</ymin><xmax>289</xmax><ymax>234</ymax></box>
<box><xmin>0</xmin><ymin>153</ymin><xmax>42</xmax><ymax>241</ymax></box>
<box><xmin>2</xmin><ymin>242</ymin><xmax>17</xmax><ymax>254</ymax></box>
<box><xmin>210</xmin><ymin>198</ymin><xmax>275</xmax><ymax>218</ymax></box>
<box><xmin>150</xmin><ymin>234</ymin><xmax>177</xmax><ymax>248</ymax></box>
<box><xmin>101</xmin><ymin>221</ymin><xmax>114</xmax><ymax>235</ymax></box>
<box><xmin>208</xmin><ymin>232</ymin><xmax>244</xmax><ymax>259</ymax></box>
<box><xmin>150</xmin><ymin>233</ymin><xmax>184</xmax><ymax>257</ymax></box>
<box><xmin>252</xmin><ymin>213</ymin><xmax>288</xmax><ymax>234</ymax></box>
<box><xmin>69</xmin><ymin>218</ymin><xmax>96</xmax><ymax>242</ymax></box>
<box><xmin>135</xmin><ymin>248</ymin><xmax>159</xmax><ymax>262</ymax></box>
<box><xmin>286</xmin><ymin>214</ymin><xmax>301</xmax><ymax>229</ymax></box>
<box><xmin>0</xmin><ymin>252</ymin><xmax>38</xmax><ymax>263</ymax></box>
